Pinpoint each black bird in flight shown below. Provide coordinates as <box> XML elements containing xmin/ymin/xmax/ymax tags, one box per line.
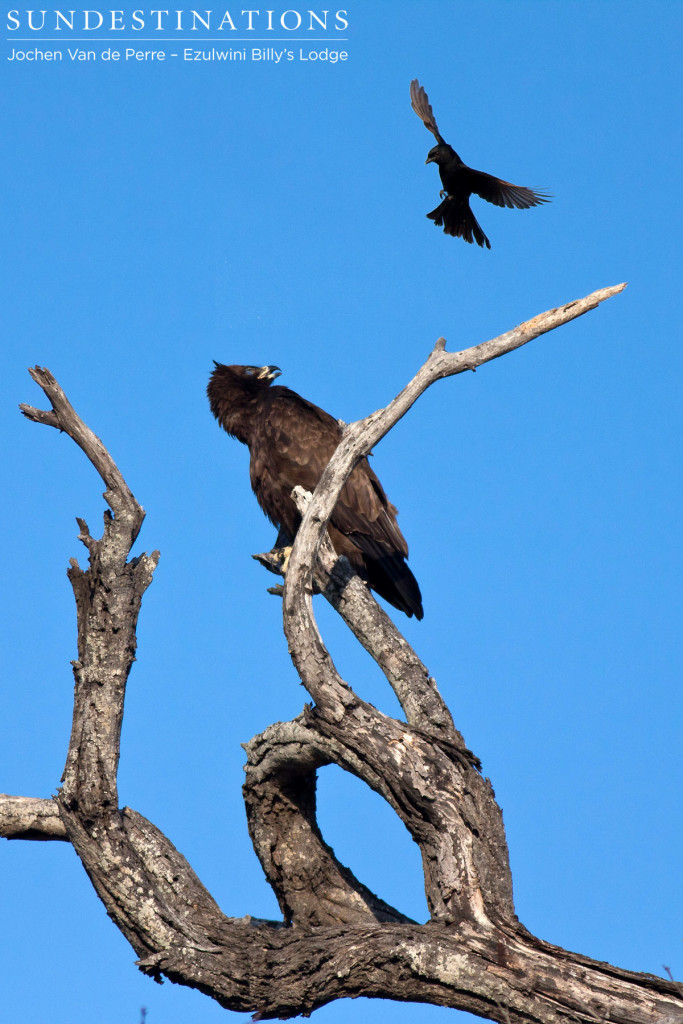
<box><xmin>208</xmin><ymin>363</ymin><xmax>424</xmax><ymax>619</ymax></box>
<box><xmin>410</xmin><ymin>79</ymin><xmax>550</xmax><ymax>248</ymax></box>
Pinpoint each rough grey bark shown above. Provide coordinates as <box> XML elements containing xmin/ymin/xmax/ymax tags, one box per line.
<box><xmin>2</xmin><ymin>289</ymin><xmax>682</xmax><ymax>1024</ymax></box>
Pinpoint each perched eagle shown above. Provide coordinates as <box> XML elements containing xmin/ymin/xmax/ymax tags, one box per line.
<box><xmin>207</xmin><ymin>363</ymin><xmax>424</xmax><ymax>620</ymax></box>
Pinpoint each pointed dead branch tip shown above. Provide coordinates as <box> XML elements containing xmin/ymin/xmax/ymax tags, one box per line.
<box><xmin>599</xmin><ymin>281</ymin><xmax>627</xmax><ymax>298</ymax></box>
<box><xmin>18</xmin><ymin>403</ymin><xmax>60</xmax><ymax>428</ymax></box>
<box><xmin>28</xmin><ymin>365</ymin><xmax>57</xmax><ymax>387</ymax></box>
<box><xmin>76</xmin><ymin>516</ymin><xmax>90</xmax><ymax>536</ymax></box>
<box><xmin>292</xmin><ymin>485</ymin><xmax>313</xmax><ymax>516</ymax></box>
<box><xmin>560</xmin><ymin>281</ymin><xmax>626</xmax><ymax>315</ymax></box>
<box><xmin>146</xmin><ymin>550</ymin><xmax>161</xmax><ymax>569</ymax></box>
<box><xmin>433</xmin><ymin>336</ymin><xmax>447</xmax><ymax>352</ymax></box>
<box><xmin>75</xmin><ymin>516</ymin><xmax>97</xmax><ymax>552</ymax></box>
<box><xmin>515</xmin><ymin>283</ymin><xmax>626</xmax><ymax>335</ymax></box>
<box><xmin>567</xmin><ymin>282</ymin><xmax>627</xmax><ymax>306</ymax></box>
<box><xmin>125</xmin><ymin>552</ymin><xmax>160</xmax><ymax>599</ymax></box>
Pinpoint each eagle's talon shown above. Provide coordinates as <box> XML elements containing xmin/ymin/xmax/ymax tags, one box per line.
<box><xmin>275</xmin><ymin>545</ymin><xmax>292</xmax><ymax>572</ymax></box>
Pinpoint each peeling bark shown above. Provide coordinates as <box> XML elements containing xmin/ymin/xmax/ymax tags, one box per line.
<box><xmin>4</xmin><ymin>290</ymin><xmax>682</xmax><ymax>1024</ymax></box>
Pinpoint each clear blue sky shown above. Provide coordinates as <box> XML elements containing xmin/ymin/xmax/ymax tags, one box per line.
<box><xmin>2</xmin><ymin>2</ymin><xmax>681</xmax><ymax>1022</ymax></box>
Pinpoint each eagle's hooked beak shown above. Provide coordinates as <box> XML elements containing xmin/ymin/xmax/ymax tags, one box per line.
<box><xmin>425</xmin><ymin>155</ymin><xmax>436</xmax><ymax>164</ymax></box>
<box><xmin>258</xmin><ymin>365</ymin><xmax>282</xmax><ymax>381</ymax></box>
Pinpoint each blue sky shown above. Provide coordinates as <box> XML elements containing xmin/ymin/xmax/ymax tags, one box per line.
<box><xmin>2</xmin><ymin>2</ymin><xmax>681</xmax><ymax>1022</ymax></box>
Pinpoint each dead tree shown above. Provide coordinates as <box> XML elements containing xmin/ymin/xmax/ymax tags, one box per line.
<box><xmin>2</xmin><ymin>284</ymin><xmax>681</xmax><ymax>1024</ymax></box>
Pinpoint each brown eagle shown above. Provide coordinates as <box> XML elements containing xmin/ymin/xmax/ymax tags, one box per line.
<box><xmin>207</xmin><ymin>363</ymin><xmax>423</xmax><ymax>620</ymax></box>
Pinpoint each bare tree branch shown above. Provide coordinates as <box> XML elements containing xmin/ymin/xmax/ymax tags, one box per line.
<box><xmin>0</xmin><ymin>794</ymin><xmax>68</xmax><ymax>840</ymax></box>
<box><xmin>273</xmin><ymin>285</ymin><xmax>630</xmax><ymax>930</ymax></box>
<box><xmin>9</xmin><ymin>292</ymin><xmax>682</xmax><ymax>1024</ymax></box>
<box><xmin>20</xmin><ymin>365</ymin><xmax>141</xmax><ymax>534</ymax></box>
<box><xmin>282</xmin><ymin>283</ymin><xmax>627</xmax><ymax>709</ymax></box>
<box><xmin>243</xmin><ymin>716</ymin><xmax>414</xmax><ymax>927</ymax></box>
<box><xmin>258</xmin><ymin>525</ymin><xmax>459</xmax><ymax>741</ymax></box>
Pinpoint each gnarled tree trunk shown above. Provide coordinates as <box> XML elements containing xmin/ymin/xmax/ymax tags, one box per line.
<box><xmin>2</xmin><ymin>285</ymin><xmax>681</xmax><ymax>1024</ymax></box>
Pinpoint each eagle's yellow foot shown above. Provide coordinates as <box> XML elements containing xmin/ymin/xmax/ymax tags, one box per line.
<box><xmin>273</xmin><ymin>545</ymin><xmax>292</xmax><ymax>571</ymax></box>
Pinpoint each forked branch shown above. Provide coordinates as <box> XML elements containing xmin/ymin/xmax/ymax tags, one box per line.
<box><xmin>4</xmin><ymin>291</ymin><xmax>682</xmax><ymax>1024</ymax></box>
<box><xmin>282</xmin><ymin>283</ymin><xmax>627</xmax><ymax>699</ymax></box>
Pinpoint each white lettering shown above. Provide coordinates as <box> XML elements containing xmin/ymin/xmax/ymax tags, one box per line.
<box><xmin>27</xmin><ymin>11</ymin><xmax>48</xmax><ymax>31</ymax></box>
<box><xmin>280</xmin><ymin>9</ymin><xmax>301</xmax><ymax>30</ymax></box>
<box><xmin>191</xmin><ymin>9</ymin><xmax>211</xmax><ymax>30</ymax></box>
<box><xmin>83</xmin><ymin>9</ymin><xmax>103</xmax><ymax>29</ymax></box>
<box><xmin>55</xmin><ymin>10</ymin><xmax>75</xmax><ymax>30</ymax></box>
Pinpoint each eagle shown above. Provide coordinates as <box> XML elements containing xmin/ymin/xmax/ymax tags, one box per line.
<box><xmin>410</xmin><ymin>78</ymin><xmax>550</xmax><ymax>248</ymax></box>
<box><xmin>207</xmin><ymin>363</ymin><xmax>424</xmax><ymax>620</ymax></box>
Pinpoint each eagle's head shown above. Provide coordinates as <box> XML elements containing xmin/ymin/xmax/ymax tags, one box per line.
<box><xmin>213</xmin><ymin>363</ymin><xmax>282</xmax><ymax>384</ymax></box>
<box><xmin>208</xmin><ymin>363</ymin><xmax>283</xmax><ymax>442</ymax></box>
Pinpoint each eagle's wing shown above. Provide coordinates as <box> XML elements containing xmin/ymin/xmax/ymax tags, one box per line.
<box><xmin>259</xmin><ymin>392</ymin><xmax>408</xmax><ymax>552</ymax></box>
<box><xmin>254</xmin><ymin>390</ymin><xmax>422</xmax><ymax>619</ymax></box>
<box><xmin>334</xmin><ymin>460</ymin><xmax>409</xmax><ymax>558</ymax></box>
<box><xmin>251</xmin><ymin>393</ymin><xmax>337</xmax><ymax>536</ymax></box>
<box><xmin>333</xmin><ymin>461</ymin><xmax>422</xmax><ymax>618</ymax></box>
